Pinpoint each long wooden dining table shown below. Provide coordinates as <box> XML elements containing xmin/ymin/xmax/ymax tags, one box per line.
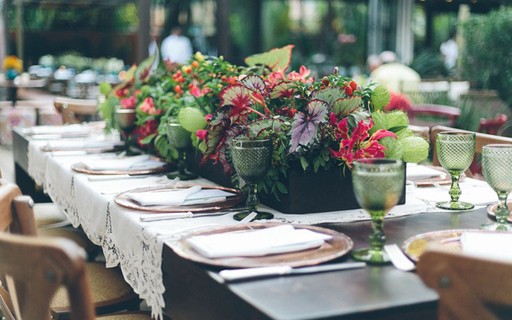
<box><xmin>11</xmin><ymin>125</ymin><xmax>500</xmax><ymax>320</ymax></box>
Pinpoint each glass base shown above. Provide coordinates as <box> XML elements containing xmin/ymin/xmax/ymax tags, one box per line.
<box><xmin>233</xmin><ymin>211</ymin><xmax>274</xmax><ymax>222</ymax></box>
<box><xmin>481</xmin><ymin>222</ymin><xmax>512</xmax><ymax>231</ymax></box>
<box><xmin>351</xmin><ymin>248</ymin><xmax>390</xmax><ymax>264</ymax></box>
<box><xmin>436</xmin><ymin>201</ymin><xmax>474</xmax><ymax>211</ymax></box>
<box><xmin>167</xmin><ymin>171</ymin><xmax>198</xmax><ymax>181</ymax></box>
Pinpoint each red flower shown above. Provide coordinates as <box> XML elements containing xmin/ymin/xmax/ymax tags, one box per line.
<box><xmin>133</xmin><ymin>119</ymin><xmax>158</xmax><ymax>146</ymax></box>
<box><xmin>385</xmin><ymin>92</ymin><xmax>412</xmax><ymax>112</ymax></box>
<box><xmin>196</xmin><ymin>129</ymin><xmax>207</xmax><ymax>140</ymax></box>
<box><xmin>330</xmin><ymin>118</ymin><xmax>397</xmax><ymax>168</ymax></box>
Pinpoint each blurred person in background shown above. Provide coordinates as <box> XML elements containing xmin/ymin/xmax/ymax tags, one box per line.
<box><xmin>161</xmin><ymin>26</ymin><xmax>193</xmax><ymax>65</ymax></box>
<box><xmin>440</xmin><ymin>29</ymin><xmax>458</xmax><ymax>76</ymax></box>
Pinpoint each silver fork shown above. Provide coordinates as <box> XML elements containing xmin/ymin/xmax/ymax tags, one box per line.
<box><xmin>384</xmin><ymin>244</ymin><xmax>416</xmax><ymax>271</ymax></box>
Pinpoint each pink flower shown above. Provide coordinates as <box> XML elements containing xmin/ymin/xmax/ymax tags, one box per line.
<box><xmin>287</xmin><ymin>65</ymin><xmax>313</xmax><ymax>83</ymax></box>
<box><xmin>205</xmin><ymin>114</ymin><xmax>213</xmax><ymax>122</ymax></box>
<box><xmin>139</xmin><ymin>97</ymin><xmax>161</xmax><ymax>115</ymax></box>
<box><xmin>120</xmin><ymin>96</ymin><xmax>136</xmax><ymax>109</ymax></box>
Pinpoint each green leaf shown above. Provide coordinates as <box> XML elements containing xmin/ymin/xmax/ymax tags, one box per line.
<box><xmin>276</xmin><ymin>181</ymin><xmax>288</xmax><ymax>194</ymax></box>
<box><xmin>300</xmin><ymin>156</ymin><xmax>309</xmax><ymax>171</ymax></box>
<box><xmin>244</xmin><ymin>44</ymin><xmax>294</xmax><ymax>71</ymax></box>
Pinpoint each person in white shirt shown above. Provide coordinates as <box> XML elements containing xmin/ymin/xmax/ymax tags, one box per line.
<box><xmin>160</xmin><ymin>26</ymin><xmax>193</xmax><ymax>65</ymax></box>
<box><xmin>440</xmin><ymin>30</ymin><xmax>459</xmax><ymax>75</ymax></box>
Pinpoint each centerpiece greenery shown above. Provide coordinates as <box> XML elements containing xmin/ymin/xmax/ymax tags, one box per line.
<box><xmin>99</xmin><ymin>45</ymin><xmax>429</xmax><ymax>210</ymax></box>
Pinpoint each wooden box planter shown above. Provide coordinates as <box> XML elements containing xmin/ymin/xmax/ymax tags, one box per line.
<box><xmin>194</xmin><ymin>156</ymin><xmax>406</xmax><ymax>215</ymax></box>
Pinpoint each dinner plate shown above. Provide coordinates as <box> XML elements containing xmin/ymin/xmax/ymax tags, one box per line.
<box><xmin>402</xmin><ymin>229</ymin><xmax>479</xmax><ymax>262</ymax></box>
<box><xmin>71</xmin><ymin>160</ymin><xmax>171</xmax><ymax>175</ymax></box>
<box><xmin>114</xmin><ymin>185</ymin><xmax>241</xmax><ymax>213</ymax></box>
<box><xmin>486</xmin><ymin>202</ymin><xmax>512</xmax><ymax>222</ymax></box>
<box><xmin>172</xmin><ymin>223</ymin><xmax>353</xmax><ymax>268</ymax></box>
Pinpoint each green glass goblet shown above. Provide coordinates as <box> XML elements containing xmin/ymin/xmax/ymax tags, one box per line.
<box><xmin>435</xmin><ymin>132</ymin><xmax>476</xmax><ymax>210</ymax></box>
<box><xmin>482</xmin><ymin>144</ymin><xmax>512</xmax><ymax>231</ymax></box>
<box><xmin>351</xmin><ymin>159</ymin><xmax>405</xmax><ymax>264</ymax></box>
<box><xmin>167</xmin><ymin>117</ymin><xmax>197</xmax><ymax>181</ymax></box>
<box><xmin>231</xmin><ymin>138</ymin><xmax>274</xmax><ymax>221</ymax></box>
<box><xmin>114</xmin><ymin>108</ymin><xmax>138</xmax><ymax>156</ymax></box>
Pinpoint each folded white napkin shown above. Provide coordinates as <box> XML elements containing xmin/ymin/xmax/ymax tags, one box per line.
<box><xmin>23</xmin><ymin>124</ymin><xmax>89</xmax><ymax>136</ymax></box>
<box><xmin>43</xmin><ymin>139</ymin><xmax>122</xmax><ymax>151</ymax></box>
<box><xmin>127</xmin><ymin>186</ymin><xmax>202</xmax><ymax>206</ymax></box>
<box><xmin>186</xmin><ymin>225</ymin><xmax>332</xmax><ymax>258</ymax></box>
<box><xmin>79</xmin><ymin>155</ymin><xmax>163</xmax><ymax>171</ymax></box>
<box><xmin>461</xmin><ymin>231</ymin><xmax>512</xmax><ymax>262</ymax></box>
<box><xmin>406</xmin><ymin>164</ymin><xmax>446</xmax><ymax>180</ymax></box>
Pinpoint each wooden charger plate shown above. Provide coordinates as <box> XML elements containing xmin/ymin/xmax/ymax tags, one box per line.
<box><xmin>71</xmin><ymin>161</ymin><xmax>170</xmax><ymax>175</ymax></box>
<box><xmin>402</xmin><ymin>229</ymin><xmax>479</xmax><ymax>262</ymax></box>
<box><xmin>114</xmin><ymin>185</ymin><xmax>241</xmax><ymax>213</ymax></box>
<box><xmin>172</xmin><ymin>223</ymin><xmax>353</xmax><ymax>268</ymax></box>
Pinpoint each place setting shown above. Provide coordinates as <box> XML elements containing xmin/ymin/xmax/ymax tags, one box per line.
<box><xmin>71</xmin><ymin>153</ymin><xmax>171</xmax><ymax>175</ymax></box>
<box><xmin>398</xmin><ymin>135</ymin><xmax>512</xmax><ymax>270</ymax></box>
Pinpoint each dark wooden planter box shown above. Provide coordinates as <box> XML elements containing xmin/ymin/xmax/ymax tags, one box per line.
<box><xmin>261</xmin><ymin>167</ymin><xmax>406</xmax><ymax>214</ymax></box>
<box><xmin>194</xmin><ymin>156</ymin><xmax>406</xmax><ymax>215</ymax></box>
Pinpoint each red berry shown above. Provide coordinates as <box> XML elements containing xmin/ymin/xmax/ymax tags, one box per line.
<box><xmin>349</xmin><ymin>80</ymin><xmax>357</xmax><ymax>91</ymax></box>
<box><xmin>344</xmin><ymin>86</ymin><xmax>353</xmax><ymax>96</ymax></box>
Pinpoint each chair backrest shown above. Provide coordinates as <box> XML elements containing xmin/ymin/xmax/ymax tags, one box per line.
<box><xmin>407</xmin><ymin>104</ymin><xmax>461</xmax><ymax>127</ymax></box>
<box><xmin>417</xmin><ymin>250</ymin><xmax>512</xmax><ymax>320</ymax></box>
<box><xmin>53</xmin><ymin>97</ymin><xmax>98</xmax><ymax>124</ymax></box>
<box><xmin>430</xmin><ymin>125</ymin><xmax>512</xmax><ymax>177</ymax></box>
<box><xmin>478</xmin><ymin>114</ymin><xmax>508</xmax><ymax>135</ymax></box>
<box><xmin>0</xmin><ymin>180</ymin><xmax>95</xmax><ymax>320</ymax></box>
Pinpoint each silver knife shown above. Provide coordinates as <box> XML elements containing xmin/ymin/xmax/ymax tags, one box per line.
<box><xmin>219</xmin><ymin>262</ymin><xmax>366</xmax><ymax>282</ymax></box>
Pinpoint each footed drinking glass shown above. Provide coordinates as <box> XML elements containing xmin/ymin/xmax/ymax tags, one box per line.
<box><xmin>351</xmin><ymin>159</ymin><xmax>404</xmax><ymax>264</ymax></box>
<box><xmin>482</xmin><ymin>144</ymin><xmax>512</xmax><ymax>231</ymax></box>
<box><xmin>435</xmin><ymin>132</ymin><xmax>476</xmax><ymax>210</ymax></box>
<box><xmin>231</xmin><ymin>138</ymin><xmax>274</xmax><ymax>221</ymax></box>
<box><xmin>114</xmin><ymin>108</ymin><xmax>137</xmax><ymax>155</ymax></box>
<box><xmin>167</xmin><ymin>117</ymin><xmax>197</xmax><ymax>180</ymax></box>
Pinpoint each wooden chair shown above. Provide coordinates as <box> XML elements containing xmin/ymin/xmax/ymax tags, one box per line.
<box><xmin>0</xmin><ymin>179</ymin><xmax>148</xmax><ymax>319</ymax></box>
<box><xmin>430</xmin><ymin>125</ymin><xmax>512</xmax><ymax>177</ymax></box>
<box><xmin>0</xmin><ymin>170</ymin><xmax>98</xmax><ymax>259</ymax></box>
<box><xmin>53</xmin><ymin>97</ymin><xmax>99</xmax><ymax>124</ymax></box>
<box><xmin>407</xmin><ymin>104</ymin><xmax>461</xmax><ymax>127</ymax></box>
<box><xmin>478</xmin><ymin>114</ymin><xmax>508</xmax><ymax>135</ymax></box>
<box><xmin>417</xmin><ymin>250</ymin><xmax>512</xmax><ymax>320</ymax></box>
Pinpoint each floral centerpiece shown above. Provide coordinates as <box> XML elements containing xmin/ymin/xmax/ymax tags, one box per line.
<box><xmin>196</xmin><ymin>46</ymin><xmax>429</xmax><ymax>212</ymax></box>
<box><xmin>99</xmin><ymin>51</ymin><xmax>245</xmax><ymax>161</ymax></box>
<box><xmin>3</xmin><ymin>55</ymin><xmax>23</xmax><ymax>80</ymax></box>
<box><xmin>99</xmin><ymin>45</ymin><xmax>429</xmax><ymax>213</ymax></box>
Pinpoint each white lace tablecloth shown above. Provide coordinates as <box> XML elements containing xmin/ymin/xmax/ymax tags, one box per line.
<box><xmin>25</xmin><ymin>134</ymin><xmax>499</xmax><ymax>320</ymax></box>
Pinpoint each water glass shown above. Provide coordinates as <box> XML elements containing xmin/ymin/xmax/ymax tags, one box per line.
<box><xmin>351</xmin><ymin>159</ymin><xmax>404</xmax><ymax>264</ymax></box>
<box><xmin>435</xmin><ymin>132</ymin><xmax>476</xmax><ymax>210</ymax></box>
<box><xmin>482</xmin><ymin>144</ymin><xmax>512</xmax><ymax>231</ymax></box>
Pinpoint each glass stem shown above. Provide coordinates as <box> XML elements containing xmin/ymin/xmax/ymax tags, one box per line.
<box><xmin>495</xmin><ymin>191</ymin><xmax>510</xmax><ymax>225</ymax></box>
<box><xmin>369</xmin><ymin>213</ymin><xmax>386</xmax><ymax>252</ymax></box>
<box><xmin>178</xmin><ymin>150</ymin><xmax>187</xmax><ymax>175</ymax></box>
<box><xmin>449</xmin><ymin>173</ymin><xmax>462</xmax><ymax>203</ymax></box>
<box><xmin>245</xmin><ymin>183</ymin><xmax>259</xmax><ymax>213</ymax></box>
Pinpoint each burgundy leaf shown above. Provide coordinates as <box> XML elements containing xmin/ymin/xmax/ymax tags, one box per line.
<box><xmin>288</xmin><ymin>99</ymin><xmax>329</xmax><ymax>153</ymax></box>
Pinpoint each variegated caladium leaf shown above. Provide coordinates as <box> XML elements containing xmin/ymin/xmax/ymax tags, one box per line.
<box><xmin>244</xmin><ymin>44</ymin><xmax>294</xmax><ymax>72</ymax></box>
<box><xmin>311</xmin><ymin>86</ymin><xmax>345</xmax><ymax>108</ymax></box>
<box><xmin>332</xmin><ymin>96</ymin><xmax>362</xmax><ymax>116</ymax></box>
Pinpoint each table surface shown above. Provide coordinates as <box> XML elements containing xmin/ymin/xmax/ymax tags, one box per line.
<box><xmin>12</xmin><ymin>127</ymin><xmax>498</xmax><ymax>320</ymax></box>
